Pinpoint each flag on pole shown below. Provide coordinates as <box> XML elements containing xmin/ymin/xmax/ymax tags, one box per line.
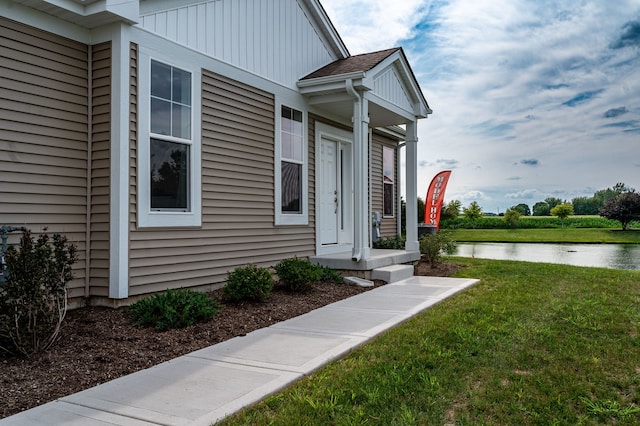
<box><xmin>424</xmin><ymin>170</ymin><xmax>452</xmax><ymax>231</ymax></box>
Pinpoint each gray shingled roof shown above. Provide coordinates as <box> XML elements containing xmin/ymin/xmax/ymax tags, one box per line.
<box><xmin>301</xmin><ymin>47</ymin><xmax>400</xmax><ymax>79</ymax></box>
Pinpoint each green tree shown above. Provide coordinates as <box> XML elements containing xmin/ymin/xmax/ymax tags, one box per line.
<box><xmin>510</xmin><ymin>203</ymin><xmax>531</xmax><ymax>216</ymax></box>
<box><xmin>441</xmin><ymin>200</ymin><xmax>461</xmax><ymax>221</ymax></box>
<box><xmin>463</xmin><ymin>201</ymin><xmax>483</xmax><ymax>228</ymax></box>
<box><xmin>532</xmin><ymin>201</ymin><xmax>550</xmax><ymax>216</ymax></box>
<box><xmin>571</xmin><ymin>196</ymin><xmax>600</xmax><ymax>215</ymax></box>
<box><xmin>417</xmin><ymin>197</ymin><xmax>425</xmax><ymax>224</ymax></box>
<box><xmin>599</xmin><ymin>192</ymin><xmax>640</xmax><ymax>230</ymax></box>
<box><xmin>503</xmin><ymin>209</ymin><xmax>521</xmax><ymax>228</ymax></box>
<box><xmin>545</xmin><ymin>197</ymin><xmax>563</xmax><ymax>210</ymax></box>
<box><xmin>593</xmin><ymin>183</ymin><xmax>632</xmax><ymax>209</ymax></box>
<box><xmin>550</xmin><ymin>203</ymin><xmax>574</xmax><ymax>228</ymax></box>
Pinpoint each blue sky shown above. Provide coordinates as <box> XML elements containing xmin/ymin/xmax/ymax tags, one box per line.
<box><xmin>321</xmin><ymin>0</ymin><xmax>640</xmax><ymax>213</ymax></box>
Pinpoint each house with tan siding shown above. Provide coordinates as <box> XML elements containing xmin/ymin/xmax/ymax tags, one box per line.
<box><xmin>0</xmin><ymin>0</ymin><xmax>431</xmax><ymax>307</ymax></box>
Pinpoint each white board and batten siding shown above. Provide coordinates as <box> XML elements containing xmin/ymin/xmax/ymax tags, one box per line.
<box><xmin>0</xmin><ymin>17</ymin><xmax>89</xmax><ymax>299</ymax></box>
<box><xmin>373</xmin><ymin>68</ymin><xmax>414</xmax><ymax>114</ymax></box>
<box><xmin>128</xmin><ymin>67</ymin><xmax>316</xmax><ymax>296</ymax></box>
<box><xmin>138</xmin><ymin>0</ymin><xmax>336</xmax><ymax>88</ymax></box>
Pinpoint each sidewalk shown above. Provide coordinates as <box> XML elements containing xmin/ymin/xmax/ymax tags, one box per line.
<box><xmin>1</xmin><ymin>276</ymin><xmax>478</xmax><ymax>426</ymax></box>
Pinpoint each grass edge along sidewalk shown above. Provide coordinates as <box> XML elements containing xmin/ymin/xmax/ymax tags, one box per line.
<box><xmin>220</xmin><ymin>258</ymin><xmax>640</xmax><ymax>425</ymax></box>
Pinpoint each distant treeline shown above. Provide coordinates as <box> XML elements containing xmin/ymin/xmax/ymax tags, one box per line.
<box><xmin>509</xmin><ymin>182</ymin><xmax>634</xmax><ymax>216</ymax></box>
<box><xmin>440</xmin><ymin>216</ymin><xmax>623</xmax><ymax>230</ymax></box>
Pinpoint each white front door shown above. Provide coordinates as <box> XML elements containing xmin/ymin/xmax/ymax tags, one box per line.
<box><xmin>317</xmin><ymin>126</ymin><xmax>353</xmax><ymax>254</ymax></box>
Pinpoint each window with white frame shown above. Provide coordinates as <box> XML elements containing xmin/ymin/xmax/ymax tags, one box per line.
<box><xmin>138</xmin><ymin>53</ymin><xmax>201</xmax><ymax>228</ymax></box>
<box><xmin>383</xmin><ymin>146</ymin><xmax>395</xmax><ymax>217</ymax></box>
<box><xmin>275</xmin><ymin>104</ymin><xmax>307</xmax><ymax>225</ymax></box>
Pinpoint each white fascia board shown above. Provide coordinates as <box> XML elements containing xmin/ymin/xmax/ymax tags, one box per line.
<box><xmin>0</xmin><ymin>0</ymin><xmax>91</xmax><ymax>42</ymax></box>
<box><xmin>298</xmin><ymin>73</ymin><xmax>373</xmax><ymax>98</ymax></box>
<box><xmin>88</xmin><ymin>0</ymin><xmax>139</xmax><ymax>24</ymax></box>
<box><xmin>297</xmin><ymin>71</ymin><xmax>365</xmax><ymax>89</ymax></box>
<box><xmin>21</xmin><ymin>0</ymin><xmax>138</xmax><ymax>25</ymax></box>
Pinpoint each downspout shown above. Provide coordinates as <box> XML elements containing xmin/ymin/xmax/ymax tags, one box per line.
<box><xmin>345</xmin><ymin>79</ymin><xmax>363</xmax><ymax>261</ymax></box>
<box><xmin>85</xmin><ymin>45</ymin><xmax>92</xmax><ymax>300</ymax></box>
<box><xmin>397</xmin><ymin>142</ymin><xmax>405</xmax><ymax>237</ymax></box>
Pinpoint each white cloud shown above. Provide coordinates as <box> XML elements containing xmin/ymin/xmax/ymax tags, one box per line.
<box><xmin>320</xmin><ymin>0</ymin><xmax>428</xmax><ymax>53</ymax></box>
<box><xmin>505</xmin><ymin>189</ymin><xmax>539</xmax><ymax>199</ymax></box>
<box><xmin>319</xmin><ymin>0</ymin><xmax>640</xmax><ymax>211</ymax></box>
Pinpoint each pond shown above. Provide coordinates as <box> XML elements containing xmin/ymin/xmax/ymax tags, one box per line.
<box><xmin>451</xmin><ymin>242</ymin><xmax>640</xmax><ymax>270</ymax></box>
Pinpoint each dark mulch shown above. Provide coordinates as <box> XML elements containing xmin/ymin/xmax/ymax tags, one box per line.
<box><xmin>1</xmin><ymin>258</ymin><xmax>459</xmax><ymax>419</ymax></box>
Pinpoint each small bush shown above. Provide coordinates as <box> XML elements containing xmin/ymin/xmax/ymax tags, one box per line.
<box><xmin>223</xmin><ymin>264</ymin><xmax>274</xmax><ymax>302</ymax></box>
<box><xmin>373</xmin><ymin>235</ymin><xmax>406</xmax><ymax>249</ymax></box>
<box><xmin>0</xmin><ymin>230</ymin><xmax>77</xmax><ymax>357</ymax></box>
<box><xmin>274</xmin><ymin>257</ymin><xmax>322</xmax><ymax>293</ymax></box>
<box><xmin>319</xmin><ymin>265</ymin><xmax>344</xmax><ymax>284</ymax></box>
<box><xmin>129</xmin><ymin>289</ymin><xmax>219</xmax><ymax>331</ymax></box>
<box><xmin>420</xmin><ymin>231</ymin><xmax>456</xmax><ymax>268</ymax></box>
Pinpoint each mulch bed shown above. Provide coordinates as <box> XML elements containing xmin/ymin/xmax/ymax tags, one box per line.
<box><xmin>1</xmin><ymin>258</ymin><xmax>459</xmax><ymax>419</ymax></box>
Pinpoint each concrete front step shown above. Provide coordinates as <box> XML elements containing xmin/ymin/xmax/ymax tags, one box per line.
<box><xmin>371</xmin><ymin>264</ymin><xmax>414</xmax><ymax>283</ymax></box>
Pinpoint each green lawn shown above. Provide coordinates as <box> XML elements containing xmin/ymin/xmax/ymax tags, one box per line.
<box><xmin>219</xmin><ymin>259</ymin><xmax>640</xmax><ymax>425</ymax></box>
<box><xmin>449</xmin><ymin>228</ymin><xmax>640</xmax><ymax>244</ymax></box>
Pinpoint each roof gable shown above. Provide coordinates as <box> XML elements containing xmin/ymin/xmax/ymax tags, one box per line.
<box><xmin>298</xmin><ymin>47</ymin><xmax>431</xmax><ymax>125</ymax></box>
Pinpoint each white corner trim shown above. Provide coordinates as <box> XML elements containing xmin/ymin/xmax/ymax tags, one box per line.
<box><xmin>109</xmin><ymin>24</ymin><xmax>131</xmax><ymax>299</ymax></box>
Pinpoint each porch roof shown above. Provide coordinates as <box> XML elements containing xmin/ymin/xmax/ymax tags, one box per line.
<box><xmin>298</xmin><ymin>47</ymin><xmax>432</xmax><ymax>128</ymax></box>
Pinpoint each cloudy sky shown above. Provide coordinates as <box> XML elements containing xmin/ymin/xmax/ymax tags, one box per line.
<box><xmin>321</xmin><ymin>0</ymin><xmax>640</xmax><ymax>214</ymax></box>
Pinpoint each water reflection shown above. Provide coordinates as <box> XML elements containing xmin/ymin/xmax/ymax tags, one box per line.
<box><xmin>453</xmin><ymin>243</ymin><xmax>640</xmax><ymax>270</ymax></box>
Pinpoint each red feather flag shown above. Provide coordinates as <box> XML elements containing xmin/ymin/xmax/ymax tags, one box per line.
<box><xmin>424</xmin><ymin>171</ymin><xmax>452</xmax><ymax>231</ymax></box>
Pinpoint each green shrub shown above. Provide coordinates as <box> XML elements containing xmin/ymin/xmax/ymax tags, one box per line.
<box><xmin>0</xmin><ymin>230</ymin><xmax>77</xmax><ymax>356</ymax></box>
<box><xmin>319</xmin><ymin>265</ymin><xmax>344</xmax><ymax>284</ymax></box>
<box><xmin>223</xmin><ymin>264</ymin><xmax>274</xmax><ymax>302</ymax></box>
<box><xmin>440</xmin><ymin>216</ymin><xmax>622</xmax><ymax>230</ymax></box>
<box><xmin>419</xmin><ymin>231</ymin><xmax>456</xmax><ymax>268</ymax></box>
<box><xmin>275</xmin><ymin>257</ymin><xmax>322</xmax><ymax>293</ymax></box>
<box><xmin>129</xmin><ymin>289</ymin><xmax>219</xmax><ymax>331</ymax></box>
<box><xmin>373</xmin><ymin>235</ymin><xmax>406</xmax><ymax>249</ymax></box>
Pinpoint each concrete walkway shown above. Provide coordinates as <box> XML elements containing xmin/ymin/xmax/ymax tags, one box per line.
<box><xmin>1</xmin><ymin>276</ymin><xmax>478</xmax><ymax>426</ymax></box>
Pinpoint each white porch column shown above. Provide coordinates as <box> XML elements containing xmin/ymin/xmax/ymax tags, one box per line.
<box><xmin>346</xmin><ymin>80</ymin><xmax>370</xmax><ymax>261</ymax></box>
<box><xmin>405</xmin><ymin>120</ymin><xmax>419</xmax><ymax>252</ymax></box>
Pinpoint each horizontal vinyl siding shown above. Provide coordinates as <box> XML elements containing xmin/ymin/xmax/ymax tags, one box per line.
<box><xmin>372</xmin><ymin>133</ymin><xmax>398</xmax><ymax>237</ymax></box>
<box><xmin>128</xmin><ymin>70</ymin><xmax>315</xmax><ymax>296</ymax></box>
<box><xmin>0</xmin><ymin>17</ymin><xmax>88</xmax><ymax>299</ymax></box>
<box><xmin>89</xmin><ymin>42</ymin><xmax>112</xmax><ymax>297</ymax></box>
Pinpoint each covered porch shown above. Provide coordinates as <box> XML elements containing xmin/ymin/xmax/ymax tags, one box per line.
<box><xmin>298</xmin><ymin>47</ymin><xmax>432</xmax><ymax>266</ymax></box>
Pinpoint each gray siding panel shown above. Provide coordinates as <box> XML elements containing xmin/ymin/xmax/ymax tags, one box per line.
<box><xmin>129</xmin><ymin>70</ymin><xmax>315</xmax><ymax>296</ymax></box>
<box><xmin>0</xmin><ymin>17</ymin><xmax>88</xmax><ymax>299</ymax></box>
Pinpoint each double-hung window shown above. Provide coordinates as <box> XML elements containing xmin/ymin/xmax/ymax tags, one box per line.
<box><xmin>275</xmin><ymin>104</ymin><xmax>307</xmax><ymax>225</ymax></box>
<box><xmin>138</xmin><ymin>52</ymin><xmax>201</xmax><ymax>227</ymax></box>
<box><xmin>383</xmin><ymin>146</ymin><xmax>395</xmax><ymax>217</ymax></box>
